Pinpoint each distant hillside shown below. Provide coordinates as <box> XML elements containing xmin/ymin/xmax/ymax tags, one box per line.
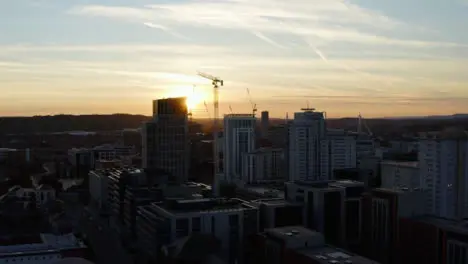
<box><xmin>1</xmin><ymin>114</ymin><xmax>467</xmax><ymax>136</ymax></box>
<box><xmin>0</xmin><ymin>114</ymin><xmax>151</xmax><ymax>135</ymax></box>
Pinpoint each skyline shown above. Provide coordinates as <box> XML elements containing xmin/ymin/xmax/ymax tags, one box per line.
<box><xmin>1</xmin><ymin>0</ymin><xmax>468</xmax><ymax>118</ymax></box>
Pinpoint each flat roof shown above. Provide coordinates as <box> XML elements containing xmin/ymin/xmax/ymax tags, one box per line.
<box><xmin>291</xmin><ymin>181</ymin><xmax>344</xmax><ymax>191</ymax></box>
<box><xmin>266</xmin><ymin>226</ymin><xmax>321</xmax><ymax>241</ymax></box>
<box><xmin>414</xmin><ymin>216</ymin><xmax>468</xmax><ymax>236</ymax></box>
<box><xmin>241</xmin><ymin>186</ymin><xmax>285</xmax><ymax>198</ymax></box>
<box><xmin>297</xmin><ymin>246</ymin><xmax>377</xmax><ymax>264</ymax></box>
<box><xmin>380</xmin><ymin>161</ymin><xmax>418</xmax><ymax>168</ymax></box>
<box><xmin>157</xmin><ymin>198</ymin><xmax>255</xmax><ymax>215</ymax></box>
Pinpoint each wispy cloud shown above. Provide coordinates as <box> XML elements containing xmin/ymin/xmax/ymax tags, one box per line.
<box><xmin>70</xmin><ymin>0</ymin><xmax>465</xmax><ymax>48</ymax></box>
<box><xmin>143</xmin><ymin>22</ymin><xmax>191</xmax><ymax>40</ymax></box>
<box><xmin>251</xmin><ymin>31</ymin><xmax>286</xmax><ymax>49</ymax></box>
<box><xmin>0</xmin><ymin>44</ymin><xmax>228</xmax><ymax>54</ymax></box>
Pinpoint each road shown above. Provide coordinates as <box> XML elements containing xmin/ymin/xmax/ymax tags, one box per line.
<box><xmin>79</xmin><ymin>207</ymin><xmax>134</xmax><ymax>264</ymax></box>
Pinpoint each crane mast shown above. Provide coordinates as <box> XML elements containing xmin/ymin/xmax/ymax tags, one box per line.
<box><xmin>246</xmin><ymin>88</ymin><xmax>257</xmax><ymax>117</ymax></box>
<box><xmin>198</xmin><ymin>72</ymin><xmax>223</xmax><ymax>196</ymax></box>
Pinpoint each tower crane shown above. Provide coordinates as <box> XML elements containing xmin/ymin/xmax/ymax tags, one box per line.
<box><xmin>358</xmin><ymin>113</ymin><xmax>373</xmax><ymax>136</ymax></box>
<box><xmin>198</xmin><ymin>72</ymin><xmax>223</xmax><ymax>195</ymax></box>
<box><xmin>246</xmin><ymin>88</ymin><xmax>257</xmax><ymax>117</ymax></box>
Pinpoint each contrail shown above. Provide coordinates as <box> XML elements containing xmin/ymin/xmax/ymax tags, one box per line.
<box><xmin>251</xmin><ymin>31</ymin><xmax>286</xmax><ymax>49</ymax></box>
<box><xmin>143</xmin><ymin>22</ymin><xmax>190</xmax><ymax>40</ymax></box>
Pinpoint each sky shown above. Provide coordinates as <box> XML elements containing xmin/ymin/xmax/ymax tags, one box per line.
<box><xmin>1</xmin><ymin>0</ymin><xmax>468</xmax><ymax>118</ymax></box>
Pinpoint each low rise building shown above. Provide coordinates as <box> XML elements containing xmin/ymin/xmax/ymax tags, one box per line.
<box><xmin>285</xmin><ymin>181</ymin><xmax>346</xmax><ymax>246</ymax></box>
<box><xmin>253</xmin><ymin>226</ymin><xmax>377</xmax><ymax>264</ymax></box>
<box><xmin>251</xmin><ymin>199</ymin><xmax>303</xmax><ymax>231</ymax></box>
<box><xmin>10</xmin><ymin>185</ymin><xmax>56</xmax><ymax>208</ymax></box>
<box><xmin>0</xmin><ymin>233</ymin><xmax>88</xmax><ymax>264</ymax></box>
<box><xmin>136</xmin><ymin>198</ymin><xmax>258</xmax><ymax>263</ymax></box>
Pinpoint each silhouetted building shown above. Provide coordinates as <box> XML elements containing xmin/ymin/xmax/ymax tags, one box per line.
<box><xmin>252</xmin><ymin>198</ymin><xmax>303</xmax><ymax>231</ymax></box>
<box><xmin>399</xmin><ymin>216</ymin><xmax>468</xmax><ymax>264</ymax></box>
<box><xmin>285</xmin><ymin>181</ymin><xmax>345</xmax><ymax>246</ymax></box>
<box><xmin>143</xmin><ymin>97</ymin><xmax>189</xmax><ymax>183</ymax></box>
<box><xmin>253</xmin><ymin>226</ymin><xmax>377</xmax><ymax>264</ymax></box>
<box><xmin>223</xmin><ymin>114</ymin><xmax>256</xmax><ymax>183</ymax></box>
<box><xmin>137</xmin><ymin>198</ymin><xmax>258</xmax><ymax>263</ymax></box>
<box><xmin>361</xmin><ymin>188</ymin><xmax>426</xmax><ymax>264</ymax></box>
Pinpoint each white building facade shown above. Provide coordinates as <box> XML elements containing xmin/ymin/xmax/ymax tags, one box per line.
<box><xmin>288</xmin><ymin>109</ymin><xmax>327</xmax><ymax>182</ymax></box>
<box><xmin>418</xmin><ymin>129</ymin><xmax>468</xmax><ymax>220</ymax></box>
<box><xmin>223</xmin><ymin>114</ymin><xmax>256</xmax><ymax>183</ymax></box>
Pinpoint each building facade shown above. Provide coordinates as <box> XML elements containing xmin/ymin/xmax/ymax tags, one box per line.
<box><xmin>288</xmin><ymin>109</ymin><xmax>327</xmax><ymax>182</ymax></box>
<box><xmin>142</xmin><ymin>97</ymin><xmax>189</xmax><ymax>183</ymax></box>
<box><xmin>324</xmin><ymin>129</ymin><xmax>357</xmax><ymax>177</ymax></box>
<box><xmin>136</xmin><ymin>198</ymin><xmax>258</xmax><ymax>263</ymax></box>
<box><xmin>418</xmin><ymin>129</ymin><xmax>468</xmax><ymax>220</ymax></box>
<box><xmin>380</xmin><ymin>161</ymin><xmax>420</xmax><ymax>189</ymax></box>
<box><xmin>223</xmin><ymin>114</ymin><xmax>256</xmax><ymax>183</ymax></box>
<box><xmin>242</xmin><ymin>148</ymin><xmax>285</xmax><ymax>184</ymax></box>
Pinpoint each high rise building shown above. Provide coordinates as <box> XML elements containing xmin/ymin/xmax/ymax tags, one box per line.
<box><xmin>242</xmin><ymin>147</ymin><xmax>285</xmax><ymax>183</ymax></box>
<box><xmin>260</xmin><ymin>111</ymin><xmax>269</xmax><ymax>138</ymax></box>
<box><xmin>223</xmin><ymin>114</ymin><xmax>256</xmax><ymax>183</ymax></box>
<box><xmin>288</xmin><ymin>108</ymin><xmax>327</xmax><ymax>182</ymax></box>
<box><xmin>323</xmin><ymin>129</ymin><xmax>357</xmax><ymax>178</ymax></box>
<box><xmin>418</xmin><ymin>128</ymin><xmax>468</xmax><ymax>220</ymax></box>
<box><xmin>142</xmin><ymin>97</ymin><xmax>189</xmax><ymax>183</ymax></box>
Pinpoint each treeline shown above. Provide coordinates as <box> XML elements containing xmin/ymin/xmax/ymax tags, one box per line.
<box><xmin>0</xmin><ymin>114</ymin><xmax>151</xmax><ymax>135</ymax></box>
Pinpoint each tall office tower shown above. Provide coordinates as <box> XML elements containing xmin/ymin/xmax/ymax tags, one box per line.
<box><xmin>142</xmin><ymin>97</ymin><xmax>189</xmax><ymax>183</ymax></box>
<box><xmin>418</xmin><ymin>128</ymin><xmax>468</xmax><ymax>220</ymax></box>
<box><xmin>260</xmin><ymin>111</ymin><xmax>269</xmax><ymax>138</ymax></box>
<box><xmin>223</xmin><ymin>114</ymin><xmax>256</xmax><ymax>183</ymax></box>
<box><xmin>324</xmin><ymin>129</ymin><xmax>357</xmax><ymax>178</ymax></box>
<box><xmin>288</xmin><ymin>108</ymin><xmax>327</xmax><ymax>182</ymax></box>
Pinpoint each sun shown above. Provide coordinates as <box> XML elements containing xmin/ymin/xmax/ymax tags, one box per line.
<box><xmin>164</xmin><ymin>85</ymin><xmax>206</xmax><ymax>111</ymax></box>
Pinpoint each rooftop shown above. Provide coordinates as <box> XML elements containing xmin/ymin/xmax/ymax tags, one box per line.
<box><xmin>380</xmin><ymin>161</ymin><xmax>418</xmax><ymax>168</ymax></box>
<box><xmin>291</xmin><ymin>181</ymin><xmax>343</xmax><ymax>190</ymax></box>
<box><xmin>248</xmin><ymin>147</ymin><xmax>283</xmax><ymax>154</ymax></box>
<box><xmin>331</xmin><ymin>180</ymin><xmax>365</xmax><ymax>188</ymax></box>
<box><xmin>156</xmin><ymin>198</ymin><xmax>255</xmax><ymax>215</ymax></box>
<box><xmin>0</xmin><ymin>233</ymin><xmax>86</xmax><ymax>257</ymax></box>
<box><xmin>374</xmin><ymin>187</ymin><xmax>424</xmax><ymax>194</ymax></box>
<box><xmin>297</xmin><ymin>246</ymin><xmax>378</xmax><ymax>264</ymax></box>
<box><xmin>266</xmin><ymin>226</ymin><xmax>322</xmax><ymax>242</ymax></box>
<box><xmin>240</xmin><ymin>185</ymin><xmax>285</xmax><ymax>199</ymax></box>
<box><xmin>253</xmin><ymin>198</ymin><xmax>302</xmax><ymax>207</ymax></box>
<box><xmin>414</xmin><ymin>216</ymin><xmax>468</xmax><ymax>236</ymax></box>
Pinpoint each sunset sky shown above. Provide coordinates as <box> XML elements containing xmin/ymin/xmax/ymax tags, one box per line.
<box><xmin>1</xmin><ymin>0</ymin><xmax>468</xmax><ymax>118</ymax></box>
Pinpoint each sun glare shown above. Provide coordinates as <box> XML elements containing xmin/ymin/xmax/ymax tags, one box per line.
<box><xmin>164</xmin><ymin>86</ymin><xmax>206</xmax><ymax>111</ymax></box>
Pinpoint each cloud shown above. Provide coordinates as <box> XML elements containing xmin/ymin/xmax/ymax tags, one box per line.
<box><xmin>70</xmin><ymin>0</ymin><xmax>465</xmax><ymax>48</ymax></box>
<box><xmin>0</xmin><ymin>44</ymin><xmax>228</xmax><ymax>54</ymax></box>
<box><xmin>143</xmin><ymin>22</ymin><xmax>191</xmax><ymax>40</ymax></box>
<box><xmin>251</xmin><ymin>31</ymin><xmax>286</xmax><ymax>49</ymax></box>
